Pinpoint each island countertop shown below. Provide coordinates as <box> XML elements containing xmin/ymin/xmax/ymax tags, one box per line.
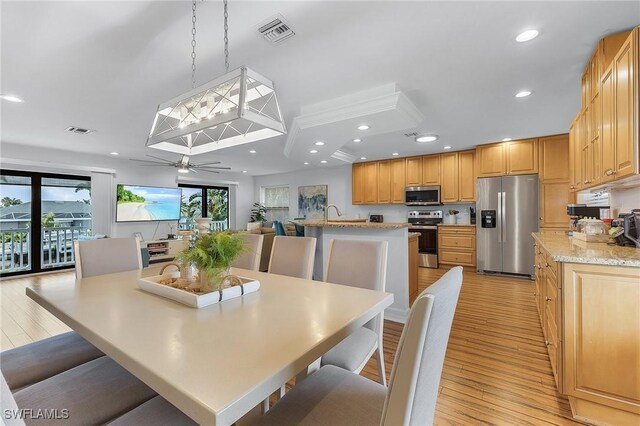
<box><xmin>532</xmin><ymin>232</ymin><xmax>640</xmax><ymax>267</ymax></box>
<box><xmin>296</xmin><ymin>220</ymin><xmax>410</xmax><ymax>229</ymax></box>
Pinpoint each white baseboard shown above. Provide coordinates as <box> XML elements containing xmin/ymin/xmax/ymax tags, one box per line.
<box><xmin>385</xmin><ymin>307</ymin><xmax>409</xmax><ymax>324</ymax></box>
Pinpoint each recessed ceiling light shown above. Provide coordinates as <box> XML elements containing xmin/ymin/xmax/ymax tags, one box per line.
<box><xmin>360</xmin><ymin>157</ymin><xmax>367</xmax><ymax>160</ymax></box>
<box><xmin>444</xmin><ymin>146</ymin><xmax>452</xmax><ymax>150</ymax></box>
<box><xmin>502</xmin><ymin>138</ymin><xmax>512</xmax><ymax>142</ymax></box>
<box><xmin>110</xmin><ymin>152</ymin><xmax>119</xmax><ymax>156</ymax></box>
<box><xmin>0</xmin><ymin>94</ymin><xmax>24</xmax><ymax>103</ymax></box>
<box><xmin>392</xmin><ymin>152</ymin><xmax>399</xmax><ymax>156</ymax></box>
<box><xmin>320</xmin><ymin>160</ymin><xmax>327</xmax><ymax>164</ymax></box>
<box><xmin>516</xmin><ymin>29</ymin><xmax>539</xmax><ymax>43</ymax></box>
<box><xmin>303</xmin><ymin>162</ymin><xmax>309</xmax><ymax>165</ymax></box>
<box><xmin>314</xmin><ymin>141</ymin><xmax>325</xmax><ymax>146</ymax></box>
<box><xmin>515</xmin><ymin>90</ymin><xmax>532</xmax><ymax>98</ymax></box>
<box><xmin>309</xmin><ymin>149</ymin><xmax>318</xmax><ymax>154</ymax></box>
<box><xmin>357</xmin><ymin>125</ymin><xmax>370</xmax><ymax>130</ymax></box>
<box><xmin>242</xmin><ymin>170</ymin><xmax>247</xmax><ymax>173</ymax></box>
<box><xmin>415</xmin><ymin>135</ymin><xmax>438</xmax><ymax>143</ymax></box>
<box><xmin>352</xmin><ymin>138</ymin><xmax>362</xmax><ymax>143</ymax></box>
<box><xmin>249</xmin><ymin>150</ymin><xmax>257</xmax><ymax>154</ymax></box>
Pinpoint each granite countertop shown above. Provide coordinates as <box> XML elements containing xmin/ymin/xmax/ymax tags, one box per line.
<box><xmin>532</xmin><ymin>232</ymin><xmax>640</xmax><ymax>267</ymax></box>
<box><xmin>295</xmin><ymin>220</ymin><xmax>410</xmax><ymax>229</ymax></box>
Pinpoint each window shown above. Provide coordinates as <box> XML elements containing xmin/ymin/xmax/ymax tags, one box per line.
<box><xmin>178</xmin><ymin>184</ymin><xmax>229</xmax><ymax>232</ymax></box>
<box><xmin>262</xmin><ymin>185</ymin><xmax>289</xmax><ymax>222</ymax></box>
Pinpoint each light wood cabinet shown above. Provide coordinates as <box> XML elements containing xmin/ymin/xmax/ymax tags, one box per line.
<box><xmin>421</xmin><ymin>154</ymin><xmax>440</xmax><ymax>185</ymax></box>
<box><xmin>540</xmin><ymin>183</ymin><xmax>570</xmax><ymax>229</ymax></box>
<box><xmin>390</xmin><ymin>159</ymin><xmax>406</xmax><ymax>204</ymax></box>
<box><xmin>507</xmin><ymin>138</ymin><xmax>539</xmax><ymax>175</ymax></box>
<box><xmin>438</xmin><ymin>225</ymin><xmax>476</xmax><ymax>267</ymax></box>
<box><xmin>458</xmin><ymin>150</ymin><xmax>476</xmax><ymax>202</ymax></box>
<box><xmin>405</xmin><ymin>157</ymin><xmax>422</xmax><ymax>186</ymax></box>
<box><xmin>476</xmin><ymin>143</ymin><xmax>506</xmax><ymax>177</ymax></box>
<box><xmin>440</xmin><ymin>152</ymin><xmax>459</xmax><ymax>203</ymax></box>
<box><xmin>614</xmin><ymin>32</ymin><xmax>637</xmax><ymax>180</ymax></box>
<box><xmin>540</xmin><ymin>135</ymin><xmax>570</xmax><ymax>182</ymax></box>
<box><xmin>364</xmin><ymin>162</ymin><xmax>378</xmax><ymax>204</ymax></box>
<box><xmin>601</xmin><ymin>64</ymin><xmax>616</xmax><ymax>183</ymax></box>
<box><xmin>352</xmin><ymin>163</ymin><xmax>364</xmax><ymax>205</ymax></box>
<box><xmin>377</xmin><ymin>160</ymin><xmax>391</xmax><ymax>204</ymax></box>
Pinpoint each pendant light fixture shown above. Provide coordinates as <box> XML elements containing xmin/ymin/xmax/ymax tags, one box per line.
<box><xmin>146</xmin><ymin>0</ymin><xmax>286</xmax><ymax>156</ymax></box>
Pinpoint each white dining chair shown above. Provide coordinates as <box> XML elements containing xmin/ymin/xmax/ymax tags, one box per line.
<box><xmin>268</xmin><ymin>236</ymin><xmax>316</xmax><ymax>280</ymax></box>
<box><xmin>231</xmin><ymin>233</ymin><xmax>264</xmax><ymax>271</ymax></box>
<box><xmin>253</xmin><ymin>266</ymin><xmax>464</xmax><ymax>426</ymax></box>
<box><xmin>74</xmin><ymin>237</ymin><xmax>142</xmax><ymax>279</ymax></box>
<box><xmin>320</xmin><ymin>239</ymin><xmax>388</xmax><ymax>385</ymax></box>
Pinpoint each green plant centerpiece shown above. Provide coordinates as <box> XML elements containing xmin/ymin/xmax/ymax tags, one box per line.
<box><xmin>175</xmin><ymin>231</ymin><xmax>246</xmax><ymax>292</ymax></box>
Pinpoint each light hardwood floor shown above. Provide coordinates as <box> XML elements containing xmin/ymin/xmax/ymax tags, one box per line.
<box><xmin>0</xmin><ymin>266</ymin><xmax>583</xmax><ymax>425</ymax></box>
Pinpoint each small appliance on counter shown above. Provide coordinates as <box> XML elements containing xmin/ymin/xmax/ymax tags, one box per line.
<box><xmin>408</xmin><ymin>210</ymin><xmax>442</xmax><ymax>268</ymax></box>
<box><xmin>567</xmin><ymin>204</ymin><xmax>609</xmax><ymax>232</ymax></box>
<box><xmin>369</xmin><ymin>214</ymin><xmax>383</xmax><ymax>223</ymax></box>
<box><xmin>612</xmin><ymin>211</ymin><xmax>640</xmax><ymax>247</ymax></box>
<box><xmin>470</xmin><ymin>206</ymin><xmax>476</xmax><ymax>225</ymax></box>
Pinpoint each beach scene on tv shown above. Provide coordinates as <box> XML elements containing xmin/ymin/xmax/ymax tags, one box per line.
<box><xmin>116</xmin><ymin>185</ymin><xmax>182</xmax><ymax>222</ymax></box>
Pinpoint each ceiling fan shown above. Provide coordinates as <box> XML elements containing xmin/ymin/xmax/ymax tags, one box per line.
<box><xmin>130</xmin><ymin>154</ymin><xmax>231</xmax><ymax>174</ymax></box>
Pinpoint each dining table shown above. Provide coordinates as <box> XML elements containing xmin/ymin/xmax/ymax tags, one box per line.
<box><xmin>26</xmin><ymin>267</ymin><xmax>394</xmax><ymax>426</ymax></box>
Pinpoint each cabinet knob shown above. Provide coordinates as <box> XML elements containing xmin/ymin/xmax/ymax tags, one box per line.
<box><xmin>545</xmin><ymin>296</ymin><xmax>551</xmax><ymax>302</ymax></box>
<box><xmin>605</xmin><ymin>169</ymin><xmax>614</xmax><ymax>176</ymax></box>
<box><xmin>545</xmin><ymin>263</ymin><xmax>550</xmax><ymax>268</ymax></box>
<box><xmin>545</xmin><ymin>341</ymin><xmax>551</xmax><ymax>347</ymax></box>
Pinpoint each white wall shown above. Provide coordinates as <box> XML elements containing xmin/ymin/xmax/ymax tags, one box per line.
<box><xmin>253</xmin><ymin>164</ymin><xmax>475</xmax><ymax>223</ymax></box>
<box><xmin>0</xmin><ymin>142</ymin><xmax>255</xmax><ymax>239</ymax></box>
<box><xmin>609</xmin><ymin>187</ymin><xmax>640</xmax><ymax>217</ymax></box>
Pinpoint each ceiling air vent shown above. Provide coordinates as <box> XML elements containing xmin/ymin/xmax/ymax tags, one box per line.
<box><xmin>404</xmin><ymin>132</ymin><xmax>419</xmax><ymax>137</ymax></box>
<box><xmin>65</xmin><ymin>126</ymin><xmax>95</xmax><ymax>135</ymax></box>
<box><xmin>257</xmin><ymin>14</ymin><xmax>295</xmax><ymax>44</ymax></box>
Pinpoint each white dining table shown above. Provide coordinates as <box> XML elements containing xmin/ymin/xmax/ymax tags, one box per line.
<box><xmin>26</xmin><ymin>267</ymin><xmax>393</xmax><ymax>426</ymax></box>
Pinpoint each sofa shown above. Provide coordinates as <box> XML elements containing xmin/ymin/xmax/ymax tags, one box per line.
<box><xmin>247</xmin><ymin>223</ymin><xmax>296</xmax><ymax>271</ymax></box>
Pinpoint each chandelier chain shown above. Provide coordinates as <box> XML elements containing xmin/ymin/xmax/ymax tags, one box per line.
<box><xmin>191</xmin><ymin>0</ymin><xmax>197</xmax><ymax>89</ymax></box>
<box><xmin>223</xmin><ymin>0</ymin><xmax>229</xmax><ymax>72</ymax></box>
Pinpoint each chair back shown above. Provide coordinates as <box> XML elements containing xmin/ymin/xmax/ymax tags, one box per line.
<box><xmin>230</xmin><ymin>233</ymin><xmax>264</xmax><ymax>271</ymax></box>
<box><xmin>74</xmin><ymin>238</ymin><xmax>142</xmax><ymax>279</ymax></box>
<box><xmin>381</xmin><ymin>266</ymin><xmax>463</xmax><ymax>426</ymax></box>
<box><xmin>268</xmin><ymin>236</ymin><xmax>317</xmax><ymax>279</ymax></box>
<box><xmin>274</xmin><ymin>221</ymin><xmax>287</xmax><ymax>236</ymax></box>
<box><xmin>1</xmin><ymin>372</ymin><xmax>26</xmax><ymax>426</ymax></box>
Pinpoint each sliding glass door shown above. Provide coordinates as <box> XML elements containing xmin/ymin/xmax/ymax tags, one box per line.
<box><xmin>0</xmin><ymin>174</ymin><xmax>32</xmax><ymax>274</ymax></box>
<box><xmin>179</xmin><ymin>184</ymin><xmax>229</xmax><ymax>231</ymax></box>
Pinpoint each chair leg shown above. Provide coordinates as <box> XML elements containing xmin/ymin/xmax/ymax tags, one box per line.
<box><xmin>375</xmin><ymin>346</ymin><xmax>387</xmax><ymax>386</ymax></box>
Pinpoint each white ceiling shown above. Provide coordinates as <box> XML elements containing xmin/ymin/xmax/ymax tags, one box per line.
<box><xmin>1</xmin><ymin>1</ymin><xmax>638</xmax><ymax>176</ymax></box>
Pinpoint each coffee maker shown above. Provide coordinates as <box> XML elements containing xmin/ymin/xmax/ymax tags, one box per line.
<box><xmin>613</xmin><ymin>211</ymin><xmax>640</xmax><ymax>247</ymax></box>
<box><xmin>567</xmin><ymin>204</ymin><xmax>607</xmax><ymax>231</ymax></box>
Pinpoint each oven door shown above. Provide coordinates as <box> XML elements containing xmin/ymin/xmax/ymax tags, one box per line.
<box><xmin>404</xmin><ymin>186</ymin><xmax>440</xmax><ymax>206</ymax></box>
<box><xmin>409</xmin><ymin>226</ymin><xmax>438</xmax><ymax>268</ymax></box>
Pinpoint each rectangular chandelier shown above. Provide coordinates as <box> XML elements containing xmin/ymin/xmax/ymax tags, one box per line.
<box><xmin>146</xmin><ymin>67</ymin><xmax>286</xmax><ymax>156</ymax></box>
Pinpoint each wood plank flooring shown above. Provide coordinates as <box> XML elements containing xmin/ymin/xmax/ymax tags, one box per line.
<box><xmin>0</xmin><ymin>266</ymin><xmax>583</xmax><ymax>425</ymax></box>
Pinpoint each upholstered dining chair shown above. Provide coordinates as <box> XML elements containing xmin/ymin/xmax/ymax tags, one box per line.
<box><xmin>253</xmin><ymin>266</ymin><xmax>464</xmax><ymax>426</ymax></box>
<box><xmin>320</xmin><ymin>239</ymin><xmax>389</xmax><ymax>385</ymax></box>
<box><xmin>268</xmin><ymin>236</ymin><xmax>317</xmax><ymax>280</ymax></box>
<box><xmin>74</xmin><ymin>237</ymin><xmax>143</xmax><ymax>279</ymax></box>
<box><xmin>231</xmin><ymin>233</ymin><xmax>264</xmax><ymax>271</ymax></box>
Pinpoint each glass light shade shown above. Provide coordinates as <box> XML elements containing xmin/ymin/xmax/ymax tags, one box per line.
<box><xmin>146</xmin><ymin>67</ymin><xmax>286</xmax><ymax>156</ymax></box>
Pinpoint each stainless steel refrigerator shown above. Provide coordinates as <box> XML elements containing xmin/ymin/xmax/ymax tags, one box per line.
<box><xmin>476</xmin><ymin>174</ymin><xmax>539</xmax><ymax>277</ymax></box>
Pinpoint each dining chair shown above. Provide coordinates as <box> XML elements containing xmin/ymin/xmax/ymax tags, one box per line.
<box><xmin>74</xmin><ymin>237</ymin><xmax>143</xmax><ymax>279</ymax></box>
<box><xmin>320</xmin><ymin>239</ymin><xmax>389</xmax><ymax>385</ymax></box>
<box><xmin>253</xmin><ymin>266</ymin><xmax>464</xmax><ymax>426</ymax></box>
<box><xmin>268</xmin><ymin>236</ymin><xmax>317</xmax><ymax>280</ymax></box>
<box><xmin>230</xmin><ymin>233</ymin><xmax>264</xmax><ymax>271</ymax></box>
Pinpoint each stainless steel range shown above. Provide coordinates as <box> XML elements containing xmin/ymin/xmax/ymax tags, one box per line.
<box><xmin>408</xmin><ymin>210</ymin><xmax>443</xmax><ymax>268</ymax></box>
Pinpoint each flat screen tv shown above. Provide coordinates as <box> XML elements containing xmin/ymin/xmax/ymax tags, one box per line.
<box><xmin>116</xmin><ymin>184</ymin><xmax>182</xmax><ymax>222</ymax></box>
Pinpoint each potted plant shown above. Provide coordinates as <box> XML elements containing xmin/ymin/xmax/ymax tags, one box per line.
<box><xmin>447</xmin><ymin>209</ymin><xmax>460</xmax><ymax>224</ymax></box>
<box><xmin>248</xmin><ymin>202</ymin><xmax>267</xmax><ymax>231</ymax></box>
<box><xmin>175</xmin><ymin>231</ymin><xmax>246</xmax><ymax>292</ymax></box>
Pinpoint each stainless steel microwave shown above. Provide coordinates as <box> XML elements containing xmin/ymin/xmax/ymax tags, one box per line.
<box><xmin>404</xmin><ymin>186</ymin><xmax>441</xmax><ymax>206</ymax></box>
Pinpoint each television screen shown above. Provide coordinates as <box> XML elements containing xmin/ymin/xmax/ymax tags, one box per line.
<box><xmin>116</xmin><ymin>184</ymin><xmax>182</xmax><ymax>222</ymax></box>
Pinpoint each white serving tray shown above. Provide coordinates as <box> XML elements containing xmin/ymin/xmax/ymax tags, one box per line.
<box><xmin>138</xmin><ymin>272</ymin><xmax>260</xmax><ymax>308</ymax></box>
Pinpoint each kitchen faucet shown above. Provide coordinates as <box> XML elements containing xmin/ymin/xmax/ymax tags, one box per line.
<box><xmin>324</xmin><ymin>204</ymin><xmax>343</xmax><ymax>221</ymax></box>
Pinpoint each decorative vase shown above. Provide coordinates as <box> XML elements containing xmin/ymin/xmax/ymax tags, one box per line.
<box><xmin>199</xmin><ymin>266</ymin><xmax>231</xmax><ymax>292</ymax></box>
<box><xmin>445</xmin><ymin>215</ymin><xmax>457</xmax><ymax>224</ymax></box>
<box><xmin>195</xmin><ymin>218</ymin><xmax>212</xmax><ymax>235</ymax></box>
<box><xmin>180</xmin><ymin>263</ymin><xmax>195</xmax><ymax>281</ymax></box>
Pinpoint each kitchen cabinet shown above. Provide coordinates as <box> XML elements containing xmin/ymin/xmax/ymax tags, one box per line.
<box><xmin>352</xmin><ymin>163</ymin><xmax>364</xmax><ymax>204</ymax></box>
<box><xmin>364</xmin><ymin>162</ymin><xmax>378</xmax><ymax>204</ymax></box>
<box><xmin>540</xmin><ymin>183</ymin><xmax>570</xmax><ymax>229</ymax></box>
<box><xmin>458</xmin><ymin>150</ymin><xmax>476</xmax><ymax>202</ymax></box>
<box><xmin>405</xmin><ymin>157</ymin><xmax>422</xmax><ymax>186</ymax></box>
<box><xmin>440</xmin><ymin>153</ymin><xmax>459</xmax><ymax>203</ymax></box>
<box><xmin>377</xmin><ymin>160</ymin><xmax>391</xmax><ymax>204</ymax></box>
<box><xmin>421</xmin><ymin>154</ymin><xmax>440</xmax><ymax>185</ymax></box>
<box><xmin>540</xmin><ymin>135</ymin><xmax>570</xmax><ymax>182</ymax></box>
<box><xmin>476</xmin><ymin>138</ymin><xmax>538</xmax><ymax>178</ymax></box>
<box><xmin>390</xmin><ymin>158</ymin><xmax>406</xmax><ymax>204</ymax></box>
<box><xmin>614</xmin><ymin>31</ymin><xmax>637</xmax><ymax>180</ymax></box>
<box><xmin>438</xmin><ymin>225</ymin><xmax>476</xmax><ymax>267</ymax></box>
<box><xmin>601</xmin><ymin>64</ymin><xmax>616</xmax><ymax>183</ymax></box>
<box><xmin>476</xmin><ymin>143</ymin><xmax>506</xmax><ymax>177</ymax></box>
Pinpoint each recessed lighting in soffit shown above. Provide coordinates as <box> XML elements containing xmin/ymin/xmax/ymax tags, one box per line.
<box><xmin>516</xmin><ymin>29</ymin><xmax>539</xmax><ymax>42</ymax></box>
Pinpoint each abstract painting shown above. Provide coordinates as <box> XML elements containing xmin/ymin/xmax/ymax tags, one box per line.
<box><xmin>298</xmin><ymin>185</ymin><xmax>328</xmax><ymax>219</ymax></box>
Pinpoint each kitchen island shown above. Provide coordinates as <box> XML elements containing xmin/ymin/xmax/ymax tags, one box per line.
<box><xmin>298</xmin><ymin>220</ymin><xmax>411</xmax><ymax>323</ymax></box>
<box><xmin>532</xmin><ymin>232</ymin><xmax>640</xmax><ymax>425</ymax></box>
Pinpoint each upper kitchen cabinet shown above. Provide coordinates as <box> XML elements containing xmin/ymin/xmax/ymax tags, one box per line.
<box><xmin>352</xmin><ymin>163</ymin><xmax>365</xmax><ymax>204</ymax></box>
<box><xmin>476</xmin><ymin>138</ymin><xmax>538</xmax><ymax>178</ymax></box>
<box><xmin>540</xmin><ymin>135</ymin><xmax>570</xmax><ymax>182</ymax></box>
<box><xmin>440</xmin><ymin>150</ymin><xmax>475</xmax><ymax>203</ymax></box>
<box><xmin>377</xmin><ymin>160</ymin><xmax>391</xmax><ymax>204</ymax></box>
<box><xmin>364</xmin><ymin>162</ymin><xmax>379</xmax><ymax>204</ymax></box>
<box><xmin>613</xmin><ymin>30</ymin><xmax>638</xmax><ymax>180</ymax></box>
<box><xmin>475</xmin><ymin>143</ymin><xmax>506</xmax><ymax>177</ymax></box>
<box><xmin>440</xmin><ymin>152</ymin><xmax>459</xmax><ymax>203</ymax></box>
<box><xmin>421</xmin><ymin>154</ymin><xmax>440</xmax><ymax>186</ymax></box>
<box><xmin>405</xmin><ymin>157</ymin><xmax>422</xmax><ymax>186</ymax></box>
<box><xmin>390</xmin><ymin>158</ymin><xmax>406</xmax><ymax>204</ymax></box>
<box><xmin>458</xmin><ymin>150</ymin><xmax>476</xmax><ymax>202</ymax></box>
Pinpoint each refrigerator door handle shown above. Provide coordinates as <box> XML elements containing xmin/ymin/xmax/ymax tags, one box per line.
<box><xmin>502</xmin><ymin>191</ymin><xmax>507</xmax><ymax>242</ymax></box>
<box><xmin>497</xmin><ymin>191</ymin><xmax>502</xmax><ymax>242</ymax></box>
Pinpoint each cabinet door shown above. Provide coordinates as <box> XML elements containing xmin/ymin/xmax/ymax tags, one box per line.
<box><xmin>569</xmin><ymin>120</ymin><xmax>578</xmax><ymax>190</ymax></box>
<box><xmin>476</xmin><ymin>143</ymin><xmax>506</xmax><ymax>177</ymax></box>
<box><xmin>614</xmin><ymin>33</ymin><xmax>636</xmax><ymax>179</ymax></box>
<box><xmin>352</xmin><ymin>163</ymin><xmax>365</xmax><ymax>205</ymax></box>
<box><xmin>440</xmin><ymin>153</ymin><xmax>459</xmax><ymax>203</ymax></box>
<box><xmin>421</xmin><ymin>154</ymin><xmax>440</xmax><ymax>185</ymax></box>
<box><xmin>540</xmin><ymin>134</ymin><xmax>570</xmax><ymax>182</ymax></box>
<box><xmin>540</xmin><ymin>182</ymin><xmax>570</xmax><ymax>229</ymax></box>
<box><xmin>364</xmin><ymin>162</ymin><xmax>378</xmax><ymax>204</ymax></box>
<box><xmin>590</xmin><ymin>94</ymin><xmax>602</xmax><ymax>186</ymax></box>
<box><xmin>390</xmin><ymin>159</ymin><xmax>406</xmax><ymax>204</ymax></box>
<box><xmin>377</xmin><ymin>160</ymin><xmax>391</xmax><ymax>204</ymax></box>
<box><xmin>405</xmin><ymin>157</ymin><xmax>422</xmax><ymax>186</ymax></box>
<box><xmin>601</xmin><ymin>64</ymin><xmax>616</xmax><ymax>183</ymax></box>
<box><xmin>574</xmin><ymin>113</ymin><xmax>583</xmax><ymax>190</ymax></box>
<box><xmin>458</xmin><ymin>150</ymin><xmax>476</xmax><ymax>202</ymax></box>
<box><xmin>507</xmin><ymin>138</ymin><xmax>539</xmax><ymax>175</ymax></box>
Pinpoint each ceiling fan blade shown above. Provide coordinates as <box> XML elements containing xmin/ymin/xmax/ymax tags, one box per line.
<box><xmin>197</xmin><ymin>169</ymin><xmax>220</xmax><ymax>174</ymax></box>
<box><xmin>197</xmin><ymin>166</ymin><xmax>231</xmax><ymax>170</ymax></box>
<box><xmin>188</xmin><ymin>168</ymin><xmax>198</xmax><ymax>174</ymax></box>
<box><xmin>130</xmin><ymin>159</ymin><xmax>168</xmax><ymax>164</ymax></box>
<box><xmin>145</xmin><ymin>154</ymin><xmax>176</xmax><ymax>164</ymax></box>
<box><xmin>193</xmin><ymin>161</ymin><xmax>221</xmax><ymax>166</ymax></box>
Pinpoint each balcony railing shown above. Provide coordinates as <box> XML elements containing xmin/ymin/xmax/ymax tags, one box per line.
<box><xmin>1</xmin><ymin>226</ymin><xmax>92</xmax><ymax>274</ymax></box>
